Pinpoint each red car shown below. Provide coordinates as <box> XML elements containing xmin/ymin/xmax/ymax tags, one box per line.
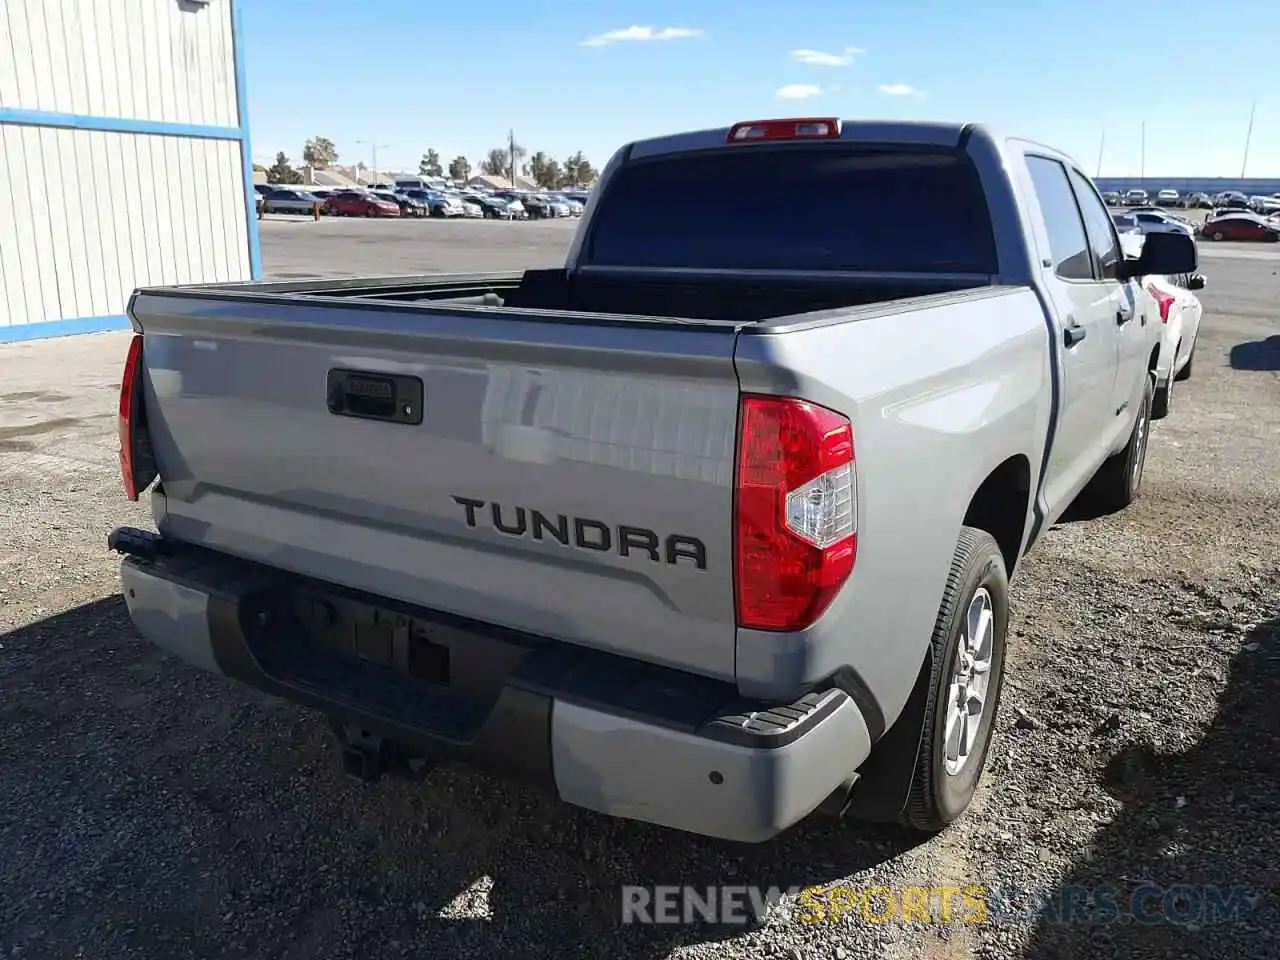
<box><xmin>1200</xmin><ymin>214</ymin><xmax>1279</xmax><ymax>242</ymax></box>
<box><xmin>324</xmin><ymin>191</ymin><xmax>401</xmax><ymax>218</ymax></box>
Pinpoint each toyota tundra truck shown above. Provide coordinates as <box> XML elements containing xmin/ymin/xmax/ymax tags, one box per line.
<box><xmin>109</xmin><ymin>118</ymin><xmax>1196</xmax><ymax>842</ymax></box>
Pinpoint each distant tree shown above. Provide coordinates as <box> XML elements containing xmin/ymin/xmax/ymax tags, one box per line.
<box><xmin>480</xmin><ymin>140</ymin><xmax>528</xmax><ymax>182</ymax></box>
<box><xmin>266</xmin><ymin>151</ymin><xmax>303</xmax><ymax>184</ymax></box>
<box><xmin>527</xmin><ymin>152</ymin><xmax>563</xmax><ymax>189</ymax></box>
<box><xmin>419</xmin><ymin>149</ymin><xmax>443</xmax><ymax>177</ymax></box>
<box><xmin>448</xmin><ymin>155</ymin><xmax>472</xmax><ymax>182</ymax></box>
<box><xmin>560</xmin><ymin>151</ymin><xmax>596</xmax><ymax>188</ymax></box>
<box><xmin>252</xmin><ymin>163</ymin><xmax>267</xmax><ymax>173</ymax></box>
<box><xmin>302</xmin><ymin>136</ymin><xmax>338</xmax><ymax>169</ymax></box>
<box><xmin>479</xmin><ymin>148</ymin><xmax>508</xmax><ymax>177</ymax></box>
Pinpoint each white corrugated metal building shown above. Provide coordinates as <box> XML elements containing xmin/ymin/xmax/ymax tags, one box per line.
<box><xmin>0</xmin><ymin>0</ymin><xmax>259</xmax><ymax>343</ymax></box>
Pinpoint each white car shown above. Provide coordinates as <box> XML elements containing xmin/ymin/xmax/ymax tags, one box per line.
<box><xmin>1124</xmin><ymin>188</ymin><xmax>1149</xmax><ymax>206</ymax></box>
<box><xmin>1130</xmin><ymin>209</ymin><xmax>1195</xmax><ymax>237</ymax></box>
<box><xmin>1119</xmin><ymin>233</ymin><xmax>1203</xmax><ymax>419</ymax></box>
<box><xmin>1156</xmin><ymin>189</ymin><xmax>1180</xmax><ymax>207</ymax></box>
<box><xmin>1145</xmin><ymin>273</ymin><xmax>1204</xmax><ymax>418</ymax></box>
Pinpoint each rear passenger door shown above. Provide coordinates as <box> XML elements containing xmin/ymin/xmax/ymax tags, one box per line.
<box><xmin>1025</xmin><ymin>155</ymin><xmax>1123</xmax><ymax>518</ymax></box>
<box><xmin>1067</xmin><ymin>166</ymin><xmax>1149</xmax><ymax>436</ymax></box>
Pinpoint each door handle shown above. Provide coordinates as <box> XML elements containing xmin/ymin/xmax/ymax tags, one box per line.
<box><xmin>1064</xmin><ymin>324</ymin><xmax>1087</xmax><ymax>347</ymax></box>
<box><xmin>1116</xmin><ymin>309</ymin><xmax>1133</xmax><ymax>326</ymax></box>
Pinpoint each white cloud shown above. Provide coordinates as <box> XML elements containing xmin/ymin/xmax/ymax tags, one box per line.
<box><xmin>790</xmin><ymin>47</ymin><xmax>864</xmax><ymax>67</ymax></box>
<box><xmin>581</xmin><ymin>25</ymin><xmax>704</xmax><ymax>47</ymax></box>
<box><xmin>775</xmin><ymin>84</ymin><xmax>824</xmax><ymax>100</ymax></box>
<box><xmin>877</xmin><ymin>83</ymin><xmax>919</xmax><ymax>96</ymax></box>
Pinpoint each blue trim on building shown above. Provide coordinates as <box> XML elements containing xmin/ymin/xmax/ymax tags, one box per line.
<box><xmin>2</xmin><ymin>1</ymin><xmax>261</xmax><ymax>341</ymax></box>
<box><xmin>0</xmin><ymin>314</ymin><xmax>129</xmax><ymax>344</ymax></box>
<box><xmin>230</xmin><ymin>0</ymin><xmax>262</xmax><ymax>280</ymax></box>
<box><xmin>0</xmin><ymin>107</ymin><xmax>243</xmax><ymax>141</ymax></box>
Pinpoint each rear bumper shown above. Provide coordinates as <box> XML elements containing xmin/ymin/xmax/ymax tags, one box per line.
<box><xmin>112</xmin><ymin>528</ymin><xmax>870</xmax><ymax>843</ymax></box>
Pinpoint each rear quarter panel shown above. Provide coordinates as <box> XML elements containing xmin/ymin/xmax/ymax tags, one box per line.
<box><xmin>733</xmin><ymin>287</ymin><xmax>1051</xmax><ymax>727</ymax></box>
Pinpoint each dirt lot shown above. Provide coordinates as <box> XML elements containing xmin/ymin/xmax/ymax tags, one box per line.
<box><xmin>1</xmin><ymin>225</ymin><xmax>1277</xmax><ymax>960</ymax></box>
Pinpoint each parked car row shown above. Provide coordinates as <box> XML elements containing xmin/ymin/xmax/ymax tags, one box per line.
<box><xmin>1111</xmin><ymin>202</ymin><xmax>1280</xmax><ymax>243</ymax></box>
<box><xmin>253</xmin><ymin>183</ymin><xmax>591</xmax><ymax>222</ymax></box>
<box><xmin>1102</xmin><ymin>187</ymin><xmax>1280</xmax><ymax>214</ymax></box>
<box><xmin>1102</xmin><ymin>189</ymin><xmax>1213</xmax><ymax>209</ymax></box>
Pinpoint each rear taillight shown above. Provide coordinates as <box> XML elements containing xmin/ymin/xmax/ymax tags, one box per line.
<box><xmin>118</xmin><ymin>333</ymin><xmax>156</xmax><ymax>501</ymax></box>
<box><xmin>734</xmin><ymin>395</ymin><xmax>857</xmax><ymax>632</ymax></box>
<box><xmin>1147</xmin><ymin>284</ymin><xmax>1176</xmax><ymax>323</ymax></box>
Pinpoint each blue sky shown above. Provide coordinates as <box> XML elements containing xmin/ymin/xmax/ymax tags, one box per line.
<box><xmin>243</xmin><ymin>0</ymin><xmax>1280</xmax><ymax>179</ymax></box>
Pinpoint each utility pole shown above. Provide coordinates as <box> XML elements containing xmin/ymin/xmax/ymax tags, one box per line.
<box><xmin>508</xmin><ymin>129</ymin><xmax>517</xmax><ymax>189</ymax></box>
<box><xmin>1241</xmin><ymin>101</ymin><xmax>1257</xmax><ymax>179</ymax></box>
<box><xmin>1095</xmin><ymin>129</ymin><xmax>1105</xmax><ymax>178</ymax></box>
<box><xmin>356</xmin><ymin>139</ymin><xmax>389</xmax><ymax>184</ymax></box>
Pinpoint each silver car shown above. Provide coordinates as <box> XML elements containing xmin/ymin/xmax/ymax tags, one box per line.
<box><xmin>262</xmin><ymin>188</ymin><xmax>321</xmax><ymax>214</ymax></box>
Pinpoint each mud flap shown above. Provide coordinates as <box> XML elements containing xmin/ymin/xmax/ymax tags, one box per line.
<box><xmin>843</xmin><ymin>649</ymin><xmax>933</xmax><ymax>822</ymax></box>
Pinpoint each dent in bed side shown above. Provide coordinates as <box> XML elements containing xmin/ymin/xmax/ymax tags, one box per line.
<box><xmin>731</xmin><ymin>287</ymin><xmax>1051</xmax><ymax>734</ymax></box>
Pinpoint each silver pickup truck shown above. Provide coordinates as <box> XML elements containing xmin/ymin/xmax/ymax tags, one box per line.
<box><xmin>109</xmin><ymin>118</ymin><xmax>1196</xmax><ymax>843</ymax></box>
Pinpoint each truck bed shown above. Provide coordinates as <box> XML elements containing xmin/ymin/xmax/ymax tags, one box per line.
<box><xmin>169</xmin><ymin>268</ymin><xmax>992</xmax><ymax>326</ymax></box>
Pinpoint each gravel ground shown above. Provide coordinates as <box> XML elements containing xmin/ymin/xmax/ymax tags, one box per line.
<box><xmin>1</xmin><ymin>226</ymin><xmax>1277</xmax><ymax>960</ymax></box>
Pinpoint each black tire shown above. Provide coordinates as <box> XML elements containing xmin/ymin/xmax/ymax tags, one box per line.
<box><xmin>901</xmin><ymin>526</ymin><xmax>1009</xmax><ymax>833</ymax></box>
<box><xmin>1084</xmin><ymin>372</ymin><xmax>1154</xmax><ymax>512</ymax></box>
<box><xmin>1151</xmin><ymin>345</ymin><xmax>1178</xmax><ymax>420</ymax></box>
<box><xmin>1151</xmin><ymin>379</ymin><xmax>1172</xmax><ymax>420</ymax></box>
<box><xmin>1174</xmin><ymin>341</ymin><xmax>1195</xmax><ymax>382</ymax></box>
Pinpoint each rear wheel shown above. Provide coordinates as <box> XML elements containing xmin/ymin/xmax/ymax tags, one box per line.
<box><xmin>901</xmin><ymin>527</ymin><xmax>1009</xmax><ymax>833</ymax></box>
<box><xmin>1151</xmin><ymin>344</ymin><xmax>1179</xmax><ymax>419</ymax></box>
<box><xmin>1084</xmin><ymin>372</ymin><xmax>1154</xmax><ymax>512</ymax></box>
<box><xmin>1211</xmin><ymin>230</ymin><xmax>1224</xmax><ymax>241</ymax></box>
<box><xmin>1175</xmin><ymin>339</ymin><xmax>1195</xmax><ymax>381</ymax></box>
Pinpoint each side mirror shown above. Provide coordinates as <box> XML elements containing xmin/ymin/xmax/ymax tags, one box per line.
<box><xmin>1187</xmin><ymin>273</ymin><xmax>1206</xmax><ymax>291</ymax></box>
<box><xmin>1118</xmin><ymin>230</ymin><xmax>1198</xmax><ymax>279</ymax></box>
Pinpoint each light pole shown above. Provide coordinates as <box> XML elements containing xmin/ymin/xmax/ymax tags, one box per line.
<box><xmin>1241</xmin><ymin>102</ymin><xmax>1257</xmax><ymax>179</ymax></box>
<box><xmin>1096</xmin><ymin>129</ymin><xmax>1105</xmax><ymax>178</ymax></box>
<box><xmin>356</xmin><ymin>140</ymin><xmax>390</xmax><ymax>185</ymax></box>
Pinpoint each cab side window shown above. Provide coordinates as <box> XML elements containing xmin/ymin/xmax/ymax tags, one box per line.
<box><xmin>1068</xmin><ymin>169</ymin><xmax>1122</xmax><ymax>280</ymax></box>
<box><xmin>1026</xmin><ymin>156</ymin><xmax>1093</xmax><ymax>281</ymax></box>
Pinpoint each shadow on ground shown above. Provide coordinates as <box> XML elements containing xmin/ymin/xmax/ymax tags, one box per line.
<box><xmin>0</xmin><ymin>598</ymin><xmax>920</xmax><ymax>960</ymax></box>
<box><xmin>1228</xmin><ymin>336</ymin><xmax>1280</xmax><ymax>371</ymax></box>
<box><xmin>1016</xmin><ymin>615</ymin><xmax>1279</xmax><ymax>959</ymax></box>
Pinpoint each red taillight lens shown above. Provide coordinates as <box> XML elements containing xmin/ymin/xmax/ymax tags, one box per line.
<box><xmin>1147</xmin><ymin>284</ymin><xmax>1175</xmax><ymax>323</ymax></box>
<box><xmin>734</xmin><ymin>395</ymin><xmax>857</xmax><ymax>632</ymax></box>
<box><xmin>118</xmin><ymin>333</ymin><xmax>145</xmax><ymax>500</ymax></box>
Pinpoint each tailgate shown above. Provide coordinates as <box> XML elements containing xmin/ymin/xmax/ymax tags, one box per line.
<box><xmin>130</xmin><ymin>292</ymin><xmax>742</xmax><ymax>680</ymax></box>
